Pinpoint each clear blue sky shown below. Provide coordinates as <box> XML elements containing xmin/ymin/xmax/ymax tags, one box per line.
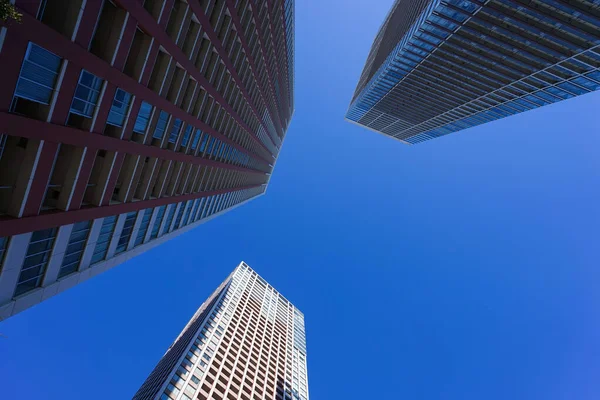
<box><xmin>2</xmin><ymin>0</ymin><xmax>600</xmax><ymax>398</ymax></box>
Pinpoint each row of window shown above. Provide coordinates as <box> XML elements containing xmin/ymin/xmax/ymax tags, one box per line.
<box><xmin>32</xmin><ymin>0</ymin><xmax>282</xmax><ymax>162</ymax></box>
<box><xmin>3</xmin><ymin>186</ymin><xmax>263</xmax><ymax>299</ymax></box>
<box><xmin>163</xmin><ymin>283</ymin><xmax>234</xmax><ymax>400</ymax></box>
<box><xmin>11</xmin><ymin>42</ymin><xmax>267</xmax><ymax>173</ymax></box>
<box><xmin>348</xmin><ymin>0</ymin><xmax>600</xmax><ymax>140</ymax></box>
<box><xmin>133</xmin><ymin>101</ymin><xmax>258</xmax><ymax>169</ymax></box>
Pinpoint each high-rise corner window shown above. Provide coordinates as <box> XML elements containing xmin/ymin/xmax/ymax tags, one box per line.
<box><xmin>153</xmin><ymin>111</ymin><xmax>170</xmax><ymax>139</ymax></box>
<box><xmin>14</xmin><ymin>227</ymin><xmax>58</xmax><ymax>297</ymax></box>
<box><xmin>133</xmin><ymin>101</ymin><xmax>154</xmax><ymax>134</ymax></box>
<box><xmin>58</xmin><ymin>220</ymin><xmax>92</xmax><ymax>279</ymax></box>
<box><xmin>70</xmin><ymin>70</ymin><xmax>104</xmax><ymax>118</ymax></box>
<box><xmin>11</xmin><ymin>43</ymin><xmax>62</xmax><ymax>121</ymax></box>
<box><xmin>90</xmin><ymin>216</ymin><xmax>117</xmax><ymax>265</ymax></box>
<box><xmin>107</xmin><ymin>88</ymin><xmax>133</xmax><ymax>127</ymax></box>
<box><xmin>13</xmin><ymin>43</ymin><xmax>62</xmax><ymax>106</ymax></box>
<box><xmin>115</xmin><ymin>211</ymin><xmax>138</xmax><ymax>254</ymax></box>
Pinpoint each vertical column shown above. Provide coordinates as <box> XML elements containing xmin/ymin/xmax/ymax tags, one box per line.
<box><xmin>113</xmin><ymin>14</ymin><xmax>138</xmax><ymax>70</ymax></box>
<box><xmin>106</xmin><ymin>212</ymin><xmax>126</xmax><ymax>259</ymax></box>
<box><xmin>0</xmin><ymin>28</ymin><xmax>28</xmax><ymax>112</ymax></box>
<box><xmin>78</xmin><ymin>218</ymin><xmax>104</xmax><ymax>272</ymax></box>
<box><xmin>100</xmin><ymin>152</ymin><xmax>126</xmax><ymax>206</ymax></box>
<box><xmin>66</xmin><ymin>148</ymin><xmax>96</xmax><ymax>211</ymax></box>
<box><xmin>144</xmin><ymin>207</ymin><xmax>159</xmax><ymax>243</ymax></box>
<box><xmin>73</xmin><ymin>0</ymin><xmax>103</xmax><ymax>48</ymax></box>
<box><xmin>40</xmin><ymin>224</ymin><xmax>74</xmax><ymax>289</ymax></box>
<box><xmin>0</xmin><ymin>232</ymin><xmax>32</xmax><ymax>317</ymax></box>
<box><xmin>127</xmin><ymin>211</ymin><xmax>144</xmax><ymax>251</ymax></box>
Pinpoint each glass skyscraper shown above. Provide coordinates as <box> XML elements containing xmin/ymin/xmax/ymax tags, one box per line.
<box><xmin>134</xmin><ymin>262</ymin><xmax>309</xmax><ymax>400</ymax></box>
<box><xmin>346</xmin><ymin>0</ymin><xmax>600</xmax><ymax>144</ymax></box>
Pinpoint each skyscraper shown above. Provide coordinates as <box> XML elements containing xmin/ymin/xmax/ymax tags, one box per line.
<box><xmin>134</xmin><ymin>262</ymin><xmax>309</xmax><ymax>400</ymax></box>
<box><xmin>346</xmin><ymin>0</ymin><xmax>600</xmax><ymax>144</ymax></box>
<box><xmin>0</xmin><ymin>0</ymin><xmax>294</xmax><ymax>320</ymax></box>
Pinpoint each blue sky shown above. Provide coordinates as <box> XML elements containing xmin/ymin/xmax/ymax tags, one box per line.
<box><xmin>2</xmin><ymin>0</ymin><xmax>600</xmax><ymax>398</ymax></box>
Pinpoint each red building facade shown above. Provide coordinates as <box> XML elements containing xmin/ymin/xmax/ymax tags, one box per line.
<box><xmin>0</xmin><ymin>0</ymin><xmax>294</xmax><ymax>320</ymax></box>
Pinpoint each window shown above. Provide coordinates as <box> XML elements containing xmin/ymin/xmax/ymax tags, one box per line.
<box><xmin>115</xmin><ymin>211</ymin><xmax>137</xmax><ymax>254</ymax></box>
<box><xmin>58</xmin><ymin>220</ymin><xmax>91</xmax><ymax>278</ymax></box>
<box><xmin>181</xmin><ymin>125</ymin><xmax>193</xmax><ymax>147</ymax></box>
<box><xmin>199</xmin><ymin>134</ymin><xmax>210</xmax><ymax>153</ymax></box>
<box><xmin>134</xmin><ymin>208</ymin><xmax>153</xmax><ymax>246</ymax></box>
<box><xmin>133</xmin><ymin>101</ymin><xmax>153</xmax><ymax>134</ymax></box>
<box><xmin>13</xmin><ymin>43</ymin><xmax>62</xmax><ymax>105</ymax></box>
<box><xmin>206</xmin><ymin>137</ymin><xmax>215</xmax><ymax>155</ymax></box>
<box><xmin>186</xmin><ymin>199</ymin><xmax>200</xmax><ymax>225</ymax></box>
<box><xmin>107</xmin><ymin>88</ymin><xmax>132</xmax><ymax>127</ymax></box>
<box><xmin>90</xmin><ymin>216</ymin><xmax>117</xmax><ymax>265</ymax></box>
<box><xmin>150</xmin><ymin>205</ymin><xmax>167</xmax><ymax>239</ymax></box>
<box><xmin>166</xmin><ymin>384</ymin><xmax>180</xmax><ymax>397</ymax></box>
<box><xmin>14</xmin><ymin>228</ymin><xmax>58</xmax><ymax>297</ymax></box>
<box><xmin>191</xmin><ymin>129</ymin><xmax>203</xmax><ymax>150</ymax></box>
<box><xmin>169</xmin><ymin>118</ymin><xmax>183</xmax><ymax>143</ymax></box>
<box><xmin>172</xmin><ymin>203</ymin><xmax>186</xmax><ymax>230</ymax></box>
<box><xmin>162</xmin><ymin>204</ymin><xmax>178</xmax><ymax>233</ymax></box>
<box><xmin>70</xmin><ymin>70</ymin><xmax>103</xmax><ymax>118</ymax></box>
<box><xmin>153</xmin><ymin>110</ymin><xmax>170</xmax><ymax>139</ymax></box>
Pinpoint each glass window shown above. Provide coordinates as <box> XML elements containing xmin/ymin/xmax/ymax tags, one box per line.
<box><xmin>90</xmin><ymin>216</ymin><xmax>117</xmax><ymax>265</ymax></box>
<box><xmin>172</xmin><ymin>203</ymin><xmax>186</xmax><ymax>230</ymax></box>
<box><xmin>206</xmin><ymin>137</ymin><xmax>215</xmax><ymax>155</ymax></box>
<box><xmin>133</xmin><ymin>101</ymin><xmax>153</xmax><ymax>134</ymax></box>
<box><xmin>14</xmin><ymin>43</ymin><xmax>62</xmax><ymax>105</ymax></box>
<box><xmin>191</xmin><ymin>129</ymin><xmax>203</xmax><ymax>150</ymax></box>
<box><xmin>199</xmin><ymin>134</ymin><xmax>210</xmax><ymax>153</ymax></box>
<box><xmin>149</xmin><ymin>205</ymin><xmax>167</xmax><ymax>239</ymax></box>
<box><xmin>134</xmin><ymin>208</ymin><xmax>153</xmax><ymax>246</ymax></box>
<box><xmin>557</xmin><ymin>81</ymin><xmax>589</xmax><ymax>95</ymax></box>
<box><xmin>14</xmin><ymin>228</ymin><xmax>58</xmax><ymax>297</ymax></box>
<box><xmin>115</xmin><ymin>211</ymin><xmax>137</xmax><ymax>254</ymax></box>
<box><xmin>153</xmin><ymin>111</ymin><xmax>170</xmax><ymax>139</ymax></box>
<box><xmin>181</xmin><ymin>125</ymin><xmax>193</xmax><ymax>147</ymax></box>
<box><xmin>106</xmin><ymin>88</ymin><xmax>132</xmax><ymax>127</ymax></box>
<box><xmin>70</xmin><ymin>70</ymin><xmax>103</xmax><ymax>118</ymax></box>
<box><xmin>58</xmin><ymin>220</ymin><xmax>91</xmax><ymax>278</ymax></box>
<box><xmin>571</xmin><ymin>76</ymin><xmax>600</xmax><ymax>91</ymax></box>
<box><xmin>162</xmin><ymin>204</ymin><xmax>178</xmax><ymax>233</ymax></box>
<box><xmin>181</xmin><ymin>200</ymin><xmax>195</xmax><ymax>226</ymax></box>
<box><xmin>169</xmin><ymin>118</ymin><xmax>183</xmax><ymax>143</ymax></box>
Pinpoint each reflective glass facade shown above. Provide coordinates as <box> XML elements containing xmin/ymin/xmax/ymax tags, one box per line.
<box><xmin>347</xmin><ymin>0</ymin><xmax>600</xmax><ymax>144</ymax></box>
<box><xmin>134</xmin><ymin>262</ymin><xmax>309</xmax><ymax>400</ymax></box>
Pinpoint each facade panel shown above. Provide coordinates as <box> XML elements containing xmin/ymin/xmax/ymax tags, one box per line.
<box><xmin>347</xmin><ymin>0</ymin><xmax>600</xmax><ymax>144</ymax></box>
<box><xmin>0</xmin><ymin>0</ymin><xmax>294</xmax><ymax>320</ymax></box>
